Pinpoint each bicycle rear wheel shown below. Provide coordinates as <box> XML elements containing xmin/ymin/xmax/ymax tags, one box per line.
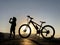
<box><xmin>41</xmin><ymin>25</ymin><xmax>55</xmax><ymax>39</ymax></box>
<box><xmin>19</xmin><ymin>24</ymin><xmax>31</xmax><ymax>38</ymax></box>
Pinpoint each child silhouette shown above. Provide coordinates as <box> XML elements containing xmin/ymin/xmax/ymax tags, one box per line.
<box><xmin>9</xmin><ymin>17</ymin><xmax>17</xmax><ymax>38</ymax></box>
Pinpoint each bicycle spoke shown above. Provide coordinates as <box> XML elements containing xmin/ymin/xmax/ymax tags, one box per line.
<box><xmin>19</xmin><ymin>24</ymin><xmax>31</xmax><ymax>38</ymax></box>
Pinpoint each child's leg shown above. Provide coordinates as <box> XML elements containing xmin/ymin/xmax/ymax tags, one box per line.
<box><xmin>13</xmin><ymin>30</ymin><xmax>15</xmax><ymax>38</ymax></box>
<box><xmin>9</xmin><ymin>30</ymin><xmax>12</xmax><ymax>38</ymax></box>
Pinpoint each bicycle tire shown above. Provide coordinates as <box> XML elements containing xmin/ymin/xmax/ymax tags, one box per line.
<box><xmin>19</xmin><ymin>24</ymin><xmax>31</xmax><ymax>38</ymax></box>
<box><xmin>41</xmin><ymin>25</ymin><xmax>55</xmax><ymax>39</ymax></box>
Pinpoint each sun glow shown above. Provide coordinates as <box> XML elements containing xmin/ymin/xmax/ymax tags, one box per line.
<box><xmin>20</xmin><ymin>26</ymin><xmax>30</xmax><ymax>34</ymax></box>
<box><xmin>19</xmin><ymin>24</ymin><xmax>36</xmax><ymax>36</ymax></box>
<box><xmin>29</xmin><ymin>23</ymin><xmax>36</xmax><ymax>34</ymax></box>
<box><xmin>16</xmin><ymin>17</ymin><xmax>36</xmax><ymax>35</ymax></box>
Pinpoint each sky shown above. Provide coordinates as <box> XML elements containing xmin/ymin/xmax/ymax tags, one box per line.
<box><xmin>0</xmin><ymin>0</ymin><xmax>60</xmax><ymax>38</ymax></box>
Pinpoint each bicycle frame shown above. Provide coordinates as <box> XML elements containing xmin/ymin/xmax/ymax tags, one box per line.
<box><xmin>27</xmin><ymin>19</ymin><xmax>42</xmax><ymax>31</ymax></box>
<box><xmin>27</xmin><ymin>19</ymin><xmax>48</xmax><ymax>34</ymax></box>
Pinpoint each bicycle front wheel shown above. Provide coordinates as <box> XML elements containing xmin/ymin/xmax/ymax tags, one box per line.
<box><xmin>41</xmin><ymin>25</ymin><xmax>55</xmax><ymax>39</ymax></box>
<box><xmin>19</xmin><ymin>24</ymin><xmax>31</xmax><ymax>38</ymax></box>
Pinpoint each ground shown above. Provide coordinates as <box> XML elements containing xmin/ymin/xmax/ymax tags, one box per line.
<box><xmin>0</xmin><ymin>34</ymin><xmax>60</xmax><ymax>45</ymax></box>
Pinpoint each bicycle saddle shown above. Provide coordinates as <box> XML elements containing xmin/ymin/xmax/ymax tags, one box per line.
<box><xmin>40</xmin><ymin>21</ymin><xmax>46</xmax><ymax>23</ymax></box>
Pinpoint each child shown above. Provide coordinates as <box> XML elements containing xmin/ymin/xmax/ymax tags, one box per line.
<box><xmin>9</xmin><ymin>17</ymin><xmax>17</xmax><ymax>38</ymax></box>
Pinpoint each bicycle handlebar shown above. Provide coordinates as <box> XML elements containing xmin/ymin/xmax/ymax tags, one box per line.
<box><xmin>27</xmin><ymin>15</ymin><xmax>33</xmax><ymax>20</ymax></box>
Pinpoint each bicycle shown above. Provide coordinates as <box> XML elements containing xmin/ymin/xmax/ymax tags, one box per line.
<box><xmin>19</xmin><ymin>16</ymin><xmax>55</xmax><ymax>39</ymax></box>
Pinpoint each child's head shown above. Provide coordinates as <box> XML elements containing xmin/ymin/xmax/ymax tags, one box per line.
<box><xmin>13</xmin><ymin>17</ymin><xmax>17</xmax><ymax>22</ymax></box>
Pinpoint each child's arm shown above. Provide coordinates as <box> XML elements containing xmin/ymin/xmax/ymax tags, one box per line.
<box><xmin>9</xmin><ymin>18</ymin><xmax>12</xmax><ymax>24</ymax></box>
